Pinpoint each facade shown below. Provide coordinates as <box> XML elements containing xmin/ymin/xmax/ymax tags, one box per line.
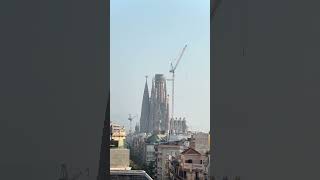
<box><xmin>131</xmin><ymin>133</ymin><xmax>147</xmax><ymax>165</ymax></box>
<box><xmin>205</xmin><ymin>154</ymin><xmax>210</xmax><ymax>179</ymax></box>
<box><xmin>190</xmin><ymin>132</ymin><xmax>210</xmax><ymax>155</ymax></box>
<box><xmin>144</xmin><ymin>144</ymin><xmax>156</xmax><ymax>164</ymax></box>
<box><xmin>169</xmin><ymin>148</ymin><xmax>207</xmax><ymax>180</ymax></box>
<box><xmin>143</xmin><ymin>134</ymin><xmax>167</xmax><ymax>164</ymax></box>
<box><xmin>110</xmin><ymin>123</ymin><xmax>132</xmax><ymax>171</ymax></box>
<box><xmin>135</xmin><ymin>123</ymin><xmax>140</xmax><ymax>133</ymax></box>
<box><xmin>110</xmin><ymin>122</ymin><xmax>126</xmax><ymax>148</ymax></box>
<box><xmin>180</xmin><ymin>148</ymin><xmax>206</xmax><ymax>180</ymax></box>
<box><xmin>110</xmin><ymin>148</ymin><xmax>131</xmax><ymax>170</ymax></box>
<box><xmin>170</xmin><ymin>117</ymin><xmax>188</xmax><ymax>134</ymax></box>
<box><xmin>155</xmin><ymin>144</ymin><xmax>181</xmax><ymax>180</ymax></box>
<box><xmin>149</xmin><ymin>74</ymin><xmax>170</xmax><ymax>133</ymax></box>
<box><xmin>140</xmin><ymin>74</ymin><xmax>170</xmax><ymax>134</ymax></box>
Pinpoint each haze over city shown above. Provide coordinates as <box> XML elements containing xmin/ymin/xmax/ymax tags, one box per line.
<box><xmin>110</xmin><ymin>0</ymin><xmax>210</xmax><ymax>132</ymax></box>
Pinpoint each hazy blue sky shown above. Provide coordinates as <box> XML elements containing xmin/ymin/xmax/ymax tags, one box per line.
<box><xmin>110</xmin><ymin>0</ymin><xmax>210</xmax><ymax>132</ymax></box>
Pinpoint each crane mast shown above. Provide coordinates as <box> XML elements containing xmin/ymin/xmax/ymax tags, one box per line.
<box><xmin>169</xmin><ymin>44</ymin><xmax>187</xmax><ymax>119</ymax></box>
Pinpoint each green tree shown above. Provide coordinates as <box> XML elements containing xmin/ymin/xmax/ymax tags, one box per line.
<box><xmin>131</xmin><ymin>154</ymin><xmax>144</xmax><ymax>168</ymax></box>
<box><xmin>143</xmin><ymin>161</ymin><xmax>156</xmax><ymax>179</ymax></box>
<box><xmin>130</xmin><ymin>160</ymin><xmax>140</xmax><ymax>170</ymax></box>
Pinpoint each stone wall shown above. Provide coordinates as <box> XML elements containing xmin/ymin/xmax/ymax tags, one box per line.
<box><xmin>110</xmin><ymin>148</ymin><xmax>130</xmax><ymax>169</ymax></box>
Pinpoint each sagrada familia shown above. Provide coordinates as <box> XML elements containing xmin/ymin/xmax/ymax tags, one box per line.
<box><xmin>140</xmin><ymin>74</ymin><xmax>170</xmax><ymax>134</ymax></box>
<box><xmin>139</xmin><ymin>74</ymin><xmax>187</xmax><ymax>134</ymax></box>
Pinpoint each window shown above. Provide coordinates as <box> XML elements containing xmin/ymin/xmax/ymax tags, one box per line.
<box><xmin>185</xmin><ymin>159</ymin><xmax>192</xmax><ymax>163</ymax></box>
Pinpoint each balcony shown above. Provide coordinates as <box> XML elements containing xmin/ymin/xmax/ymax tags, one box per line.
<box><xmin>192</xmin><ymin>164</ymin><xmax>204</xmax><ymax>169</ymax></box>
<box><xmin>182</xmin><ymin>163</ymin><xmax>204</xmax><ymax>170</ymax></box>
<box><xmin>112</xmin><ymin>131</ymin><xmax>126</xmax><ymax>137</ymax></box>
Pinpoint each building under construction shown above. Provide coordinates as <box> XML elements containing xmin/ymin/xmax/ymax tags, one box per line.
<box><xmin>139</xmin><ymin>74</ymin><xmax>170</xmax><ymax>134</ymax></box>
<box><xmin>169</xmin><ymin>117</ymin><xmax>188</xmax><ymax>135</ymax></box>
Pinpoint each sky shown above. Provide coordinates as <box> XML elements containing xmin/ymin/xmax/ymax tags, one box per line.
<box><xmin>110</xmin><ymin>0</ymin><xmax>210</xmax><ymax>133</ymax></box>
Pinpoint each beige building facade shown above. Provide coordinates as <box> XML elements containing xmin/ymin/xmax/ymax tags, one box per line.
<box><xmin>155</xmin><ymin>144</ymin><xmax>181</xmax><ymax>180</ymax></box>
<box><xmin>169</xmin><ymin>148</ymin><xmax>208</xmax><ymax>180</ymax></box>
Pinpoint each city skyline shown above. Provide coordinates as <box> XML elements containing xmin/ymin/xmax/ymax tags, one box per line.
<box><xmin>110</xmin><ymin>0</ymin><xmax>210</xmax><ymax>132</ymax></box>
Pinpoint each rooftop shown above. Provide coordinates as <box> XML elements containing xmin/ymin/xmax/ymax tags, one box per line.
<box><xmin>181</xmin><ymin>148</ymin><xmax>201</xmax><ymax>155</ymax></box>
<box><xmin>145</xmin><ymin>134</ymin><xmax>167</xmax><ymax>144</ymax></box>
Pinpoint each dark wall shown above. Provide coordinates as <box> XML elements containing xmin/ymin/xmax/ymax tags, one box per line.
<box><xmin>212</xmin><ymin>0</ymin><xmax>320</xmax><ymax>179</ymax></box>
<box><xmin>0</xmin><ymin>0</ymin><xmax>108</xmax><ymax>179</ymax></box>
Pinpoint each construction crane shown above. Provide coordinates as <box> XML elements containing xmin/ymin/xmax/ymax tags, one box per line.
<box><xmin>128</xmin><ymin>114</ymin><xmax>138</xmax><ymax>134</ymax></box>
<box><xmin>168</xmin><ymin>44</ymin><xmax>187</xmax><ymax>119</ymax></box>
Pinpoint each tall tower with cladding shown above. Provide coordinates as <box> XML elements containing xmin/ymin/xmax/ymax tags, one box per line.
<box><xmin>149</xmin><ymin>74</ymin><xmax>170</xmax><ymax>133</ymax></box>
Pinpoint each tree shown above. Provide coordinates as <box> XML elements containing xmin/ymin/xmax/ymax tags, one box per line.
<box><xmin>130</xmin><ymin>152</ymin><xmax>144</xmax><ymax>168</ymax></box>
<box><xmin>144</xmin><ymin>161</ymin><xmax>156</xmax><ymax>179</ymax></box>
<box><xmin>129</xmin><ymin>160</ymin><xmax>140</xmax><ymax>170</ymax></box>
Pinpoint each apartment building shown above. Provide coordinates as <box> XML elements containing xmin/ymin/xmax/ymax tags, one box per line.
<box><xmin>110</xmin><ymin>123</ymin><xmax>131</xmax><ymax>171</ymax></box>
<box><xmin>110</xmin><ymin>122</ymin><xmax>126</xmax><ymax>148</ymax></box>
<box><xmin>155</xmin><ymin>144</ymin><xmax>181</xmax><ymax>180</ymax></box>
<box><xmin>143</xmin><ymin>133</ymin><xmax>167</xmax><ymax>164</ymax></box>
<box><xmin>169</xmin><ymin>148</ymin><xmax>207</xmax><ymax>180</ymax></box>
<box><xmin>190</xmin><ymin>132</ymin><xmax>210</xmax><ymax>155</ymax></box>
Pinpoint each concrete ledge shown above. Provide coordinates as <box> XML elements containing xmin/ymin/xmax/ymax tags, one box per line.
<box><xmin>110</xmin><ymin>170</ymin><xmax>153</xmax><ymax>180</ymax></box>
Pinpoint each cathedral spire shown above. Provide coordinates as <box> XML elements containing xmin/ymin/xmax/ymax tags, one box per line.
<box><xmin>140</xmin><ymin>76</ymin><xmax>150</xmax><ymax>133</ymax></box>
<box><xmin>144</xmin><ymin>75</ymin><xmax>148</xmax><ymax>93</ymax></box>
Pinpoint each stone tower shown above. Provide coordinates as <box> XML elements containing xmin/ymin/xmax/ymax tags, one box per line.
<box><xmin>149</xmin><ymin>74</ymin><xmax>170</xmax><ymax>133</ymax></box>
<box><xmin>139</xmin><ymin>76</ymin><xmax>150</xmax><ymax>133</ymax></box>
<box><xmin>135</xmin><ymin>123</ymin><xmax>140</xmax><ymax>133</ymax></box>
